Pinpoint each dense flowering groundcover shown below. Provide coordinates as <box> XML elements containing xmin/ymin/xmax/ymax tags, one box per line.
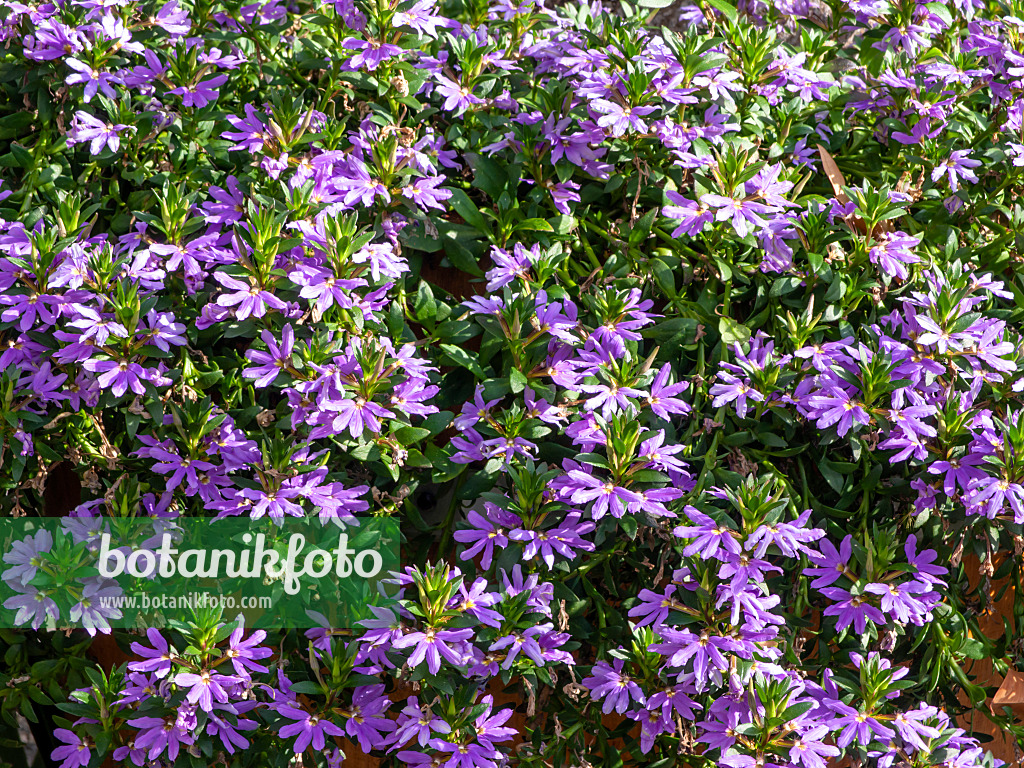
<box><xmin>1</xmin><ymin>0</ymin><xmax>1024</xmax><ymax>764</ymax></box>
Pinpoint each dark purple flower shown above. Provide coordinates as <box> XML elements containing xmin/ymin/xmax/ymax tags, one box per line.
<box><xmin>243</xmin><ymin>325</ymin><xmax>295</xmax><ymax>387</ymax></box>
<box><xmin>129</xmin><ymin>628</ymin><xmax>174</xmax><ymax>678</ymax></box>
<box><xmin>226</xmin><ymin>627</ymin><xmax>272</xmax><ymax>676</ymax></box>
<box><xmin>276</xmin><ymin>706</ymin><xmax>346</xmax><ymax>753</ymax></box>
<box><xmin>52</xmin><ymin>729</ymin><xmax>91</xmax><ymax>768</ymax></box>
<box><xmin>127</xmin><ymin>716</ymin><xmax>194</xmax><ymax>762</ymax></box>
<box><xmin>820</xmin><ymin>587</ymin><xmax>885</xmax><ymax>633</ymax></box>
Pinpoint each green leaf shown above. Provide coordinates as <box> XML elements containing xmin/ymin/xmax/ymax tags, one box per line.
<box><xmin>440</xmin><ymin>227</ymin><xmax>485</xmax><ymax>276</ymax></box>
<box><xmin>549</xmin><ymin>215</ymin><xmax>577</xmax><ymax>234</ymax></box>
<box><xmin>446</xmin><ymin>188</ymin><xmax>489</xmax><ymax>234</ymax></box>
<box><xmin>466</xmin><ymin>152</ymin><xmax>508</xmax><ymax>200</ymax></box>
<box><xmin>704</xmin><ymin>0</ymin><xmax>738</xmax><ymax>23</ymax></box>
<box><xmin>394</xmin><ymin>425</ymin><xmax>432</xmax><ymax>444</ymax></box>
<box><xmin>769</xmin><ymin>277</ymin><xmax>803</xmax><ymax>297</ymax></box>
<box><xmin>651</xmin><ymin>258</ymin><xmax>676</xmax><ymax>297</ymax></box>
<box><xmin>514</xmin><ymin>218</ymin><xmax>553</xmax><ymax>233</ymax></box>
<box><xmin>0</xmin><ymin>112</ymin><xmax>34</xmax><ymax>140</ymax></box>
<box><xmin>819</xmin><ymin>460</ymin><xmax>846</xmax><ymax>494</ymax></box>
<box><xmin>414</xmin><ymin>280</ymin><xmax>437</xmax><ymax>323</ymax></box>
<box><xmin>925</xmin><ymin>1</ymin><xmax>953</xmax><ymax>26</ymax></box>
<box><xmin>441</xmin><ymin>344</ymin><xmax>485</xmax><ymax>379</ymax></box>
<box><xmin>509</xmin><ymin>367</ymin><xmax>528</xmax><ymax>393</ymax></box>
<box><xmin>718</xmin><ymin>316</ymin><xmax>750</xmax><ymax>345</ymax></box>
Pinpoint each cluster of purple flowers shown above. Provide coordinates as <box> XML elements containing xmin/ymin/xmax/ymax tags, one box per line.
<box><xmin>0</xmin><ymin>0</ymin><xmax>1018</xmax><ymax>763</ymax></box>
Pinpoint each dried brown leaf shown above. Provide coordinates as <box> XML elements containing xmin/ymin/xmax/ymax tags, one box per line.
<box><xmin>994</xmin><ymin>670</ymin><xmax>1024</xmax><ymax>705</ymax></box>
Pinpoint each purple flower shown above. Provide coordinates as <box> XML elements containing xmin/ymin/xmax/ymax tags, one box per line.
<box><xmin>2</xmin><ymin>529</ymin><xmax>53</xmax><ymax>587</ymax></box>
<box><xmin>129</xmin><ymin>628</ymin><xmax>175</xmax><ymax>678</ymax></box>
<box><xmin>174</xmin><ymin>669</ymin><xmax>242</xmax><ymax>711</ymax></box>
<box><xmin>4</xmin><ymin>583</ymin><xmax>59</xmax><ymax>629</ymax></box>
<box><xmin>509</xmin><ymin>513</ymin><xmax>595</xmax><ymax>569</ymax></box>
<box><xmin>69</xmin><ymin>577</ymin><xmax>122</xmax><ymax>636</ymax></box>
<box><xmin>650</xmin><ymin>628</ymin><xmax>732</xmax><ymax>686</ymax></box>
<box><xmin>454</xmin><ymin>504</ymin><xmax>516</xmax><ymax>569</ymax></box>
<box><xmin>488</xmin><ymin>625</ymin><xmax>550</xmax><ymax>669</ymax></box>
<box><xmin>709</xmin><ymin>372</ymin><xmax>763</xmax><ymax>418</ymax></box>
<box><xmin>788</xmin><ymin>726</ymin><xmax>839</xmax><ymax>768</ymax></box>
<box><xmin>24</xmin><ymin>21</ymin><xmax>84</xmax><ymax>62</ymax></box>
<box><xmin>700</xmin><ymin>193</ymin><xmax>769</xmax><ymax>238</ymax></box>
<box><xmin>0</xmin><ymin>291</ymin><xmax>62</xmax><ymax>331</ymax></box>
<box><xmin>473</xmin><ymin>698</ymin><xmax>517</xmax><ymax>748</ymax></box>
<box><xmin>238</xmin><ymin>485</ymin><xmax>304</xmax><ymax>520</ymax></box>
<box><xmin>804</xmin><ymin>535</ymin><xmax>852</xmax><ymax>588</ymax></box>
<box><xmin>127</xmin><ymin>716</ymin><xmax>194</xmax><ymax>762</ymax></box>
<box><xmin>137</xmin><ymin>442</ymin><xmax>216</xmax><ymax>492</ymax></box>
<box><xmin>124</xmin><ymin>49</ymin><xmax>169</xmax><ymax>90</ymax></box>
<box><xmin>647</xmin><ymin>685</ymin><xmax>701</xmax><ymax>720</ymax></box>
<box><xmin>582</xmin><ymin>658</ymin><xmax>644</xmax><ymax>714</ymax></box>
<box><xmin>427</xmin><ymin>739</ymin><xmax>501</xmax><ymax>768</ymax></box>
<box><xmin>672</xmin><ymin>507</ymin><xmax>742</xmax><ymax>559</ymax></box>
<box><xmin>392</xmin><ymin>627</ymin><xmax>474</xmax><ymax>674</ymax></box>
<box><xmin>745</xmin><ymin>509</ymin><xmax>822</xmax><ymax>557</ymax></box>
<box><xmin>52</xmin><ymin>729</ymin><xmax>91</xmax><ymax>768</ymax></box>
<box><xmin>342</xmin><ymin>38</ymin><xmax>403</xmax><ymax>70</ymax></box>
<box><xmin>402</xmin><ymin>175</ymin><xmax>452</xmax><ymax>212</ymax></box>
<box><xmin>154</xmin><ymin>0</ymin><xmax>191</xmax><ymax>34</ymax></box>
<box><xmin>214</xmin><ymin>271</ymin><xmax>288</xmax><ymax>320</ymax></box>
<box><xmin>223</xmin><ymin>104</ymin><xmax>270</xmax><ymax>152</ymax></box>
<box><xmin>169</xmin><ymin>74</ymin><xmax>228</xmax><ymax>108</ymax></box>
<box><xmin>662</xmin><ymin>191</ymin><xmax>713</xmax><ymax>237</ymax></box>
<box><xmin>966</xmin><ymin>474</ymin><xmax>1024</xmax><ymax>520</ymax></box>
<box><xmin>565</xmin><ymin>470</ymin><xmax>643</xmax><ymax>520</ymax></box>
<box><xmin>864</xmin><ymin>580</ymin><xmax>934</xmax><ymax>624</ymax></box>
<box><xmin>806</xmin><ymin>387</ymin><xmax>870</xmax><ymax>436</ymax></box>
<box><xmin>832</xmin><ymin>703</ymin><xmax>896</xmax><ymax>747</ymax></box>
<box><xmin>904</xmin><ymin>534</ymin><xmax>947</xmax><ymax>585</ymax></box>
<box><xmin>434</xmin><ymin>75</ymin><xmax>484</xmax><ymax>115</ymax></box>
<box><xmin>590</xmin><ymin>99</ymin><xmax>657</xmax><ymax>136</ymax></box>
<box><xmin>545</xmin><ymin>179</ymin><xmax>581</xmax><ymax>214</ymax></box>
<box><xmin>868</xmin><ymin>231</ymin><xmax>921</xmax><ymax>281</ymax></box>
<box><xmin>646</xmin><ymin>364</ymin><xmax>691</xmax><ymax>418</ymax></box>
<box><xmin>64</xmin><ymin>59</ymin><xmax>121</xmax><ymax>102</ymax></box>
<box><xmin>224</xmin><ymin>627</ymin><xmax>272</xmax><ymax>675</ymax></box>
<box><xmin>320</xmin><ymin>395</ymin><xmax>394</xmax><ymax>439</ymax></box>
<box><xmin>82</xmin><ymin>358</ymin><xmax>148</xmax><ymax>398</ymax></box>
<box><xmin>276</xmin><ymin>706</ymin><xmax>346</xmax><ymax>753</ymax></box>
<box><xmin>334</xmin><ymin>163</ymin><xmax>392</xmax><ymax>209</ymax></box>
<box><xmin>392</xmin><ymin>695</ymin><xmax>452</xmax><ymax>748</ymax></box>
<box><xmin>344</xmin><ymin>685</ymin><xmax>396</xmax><ymax>751</ymax></box>
<box><xmin>931</xmin><ymin>150</ymin><xmax>981</xmax><ymax>192</ymax></box>
<box><xmin>394</xmin><ymin>0</ymin><xmax>453</xmax><ymax>36</ymax></box>
<box><xmin>67</xmin><ymin>111</ymin><xmax>132</xmax><ymax>155</ymax></box>
<box><xmin>820</xmin><ymin>587</ymin><xmax>885</xmax><ymax>633</ymax></box>
<box><xmin>243</xmin><ymin>324</ymin><xmax>295</xmax><ymax>387</ymax></box>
